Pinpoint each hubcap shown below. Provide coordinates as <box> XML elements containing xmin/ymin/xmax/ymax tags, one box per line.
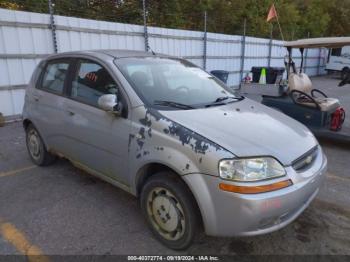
<box><xmin>27</xmin><ymin>129</ymin><xmax>41</xmax><ymax>160</ymax></box>
<box><xmin>147</xmin><ymin>187</ymin><xmax>185</xmax><ymax>241</ymax></box>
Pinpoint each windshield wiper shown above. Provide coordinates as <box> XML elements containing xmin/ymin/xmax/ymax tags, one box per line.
<box><xmin>153</xmin><ymin>100</ymin><xmax>195</xmax><ymax>110</ymax></box>
<box><xmin>215</xmin><ymin>96</ymin><xmax>243</xmax><ymax>102</ymax></box>
<box><xmin>205</xmin><ymin>96</ymin><xmax>244</xmax><ymax>107</ymax></box>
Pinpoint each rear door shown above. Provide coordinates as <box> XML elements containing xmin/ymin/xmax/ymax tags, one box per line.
<box><xmin>61</xmin><ymin>58</ymin><xmax>131</xmax><ymax>186</ymax></box>
<box><xmin>30</xmin><ymin>58</ymin><xmax>73</xmax><ymax>152</ymax></box>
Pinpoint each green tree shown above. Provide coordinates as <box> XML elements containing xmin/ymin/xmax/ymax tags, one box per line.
<box><xmin>294</xmin><ymin>0</ymin><xmax>330</xmax><ymax>38</ymax></box>
<box><xmin>0</xmin><ymin>0</ymin><xmax>47</xmax><ymax>13</ymax></box>
<box><xmin>325</xmin><ymin>0</ymin><xmax>350</xmax><ymax>36</ymax></box>
<box><xmin>0</xmin><ymin>0</ymin><xmax>349</xmax><ymax>39</ymax></box>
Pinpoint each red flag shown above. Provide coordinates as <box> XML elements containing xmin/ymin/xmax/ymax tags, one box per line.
<box><xmin>267</xmin><ymin>4</ymin><xmax>277</xmax><ymax>22</ymax></box>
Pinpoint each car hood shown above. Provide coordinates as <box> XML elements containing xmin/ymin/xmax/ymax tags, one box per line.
<box><xmin>160</xmin><ymin>98</ymin><xmax>318</xmax><ymax>165</ymax></box>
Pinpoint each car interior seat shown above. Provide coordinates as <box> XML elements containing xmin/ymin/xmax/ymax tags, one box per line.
<box><xmin>288</xmin><ymin>72</ymin><xmax>340</xmax><ymax>111</ymax></box>
<box><xmin>70</xmin><ymin>71</ymin><xmax>104</xmax><ymax>105</ymax></box>
<box><xmin>47</xmin><ymin>68</ymin><xmax>67</xmax><ymax>92</ymax></box>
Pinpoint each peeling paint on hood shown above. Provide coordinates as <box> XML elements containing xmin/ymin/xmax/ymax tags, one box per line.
<box><xmin>160</xmin><ymin>98</ymin><xmax>318</xmax><ymax>165</ymax></box>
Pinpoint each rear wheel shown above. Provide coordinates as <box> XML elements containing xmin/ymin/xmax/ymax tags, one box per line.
<box><xmin>25</xmin><ymin>124</ymin><xmax>55</xmax><ymax>166</ymax></box>
<box><xmin>140</xmin><ymin>172</ymin><xmax>199</xmax><ymax>250</ymax></box>
<box><xmin>341</xmin><ymin>67</ymin><xmax>350</xmax><ymax>81</ymax></box>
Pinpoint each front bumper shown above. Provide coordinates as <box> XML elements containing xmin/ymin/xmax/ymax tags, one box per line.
<box><xmin>183</xmin><ymin>148</ymin><xmax>327</xmax><ymax>237</ymax></box>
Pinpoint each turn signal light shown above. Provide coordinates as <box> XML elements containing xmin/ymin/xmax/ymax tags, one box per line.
<box><xmin>219</xmin><ymin>179</ymin><xmax>293</xmax><ymax>194</ymax></box>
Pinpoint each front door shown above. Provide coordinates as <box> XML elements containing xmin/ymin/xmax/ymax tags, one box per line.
<box><xmin>62</xmin><ymin>58</ymin><xmax>131</xmax><ymax>186</ymax></box>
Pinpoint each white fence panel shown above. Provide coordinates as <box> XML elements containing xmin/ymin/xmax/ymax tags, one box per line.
<box><xmin>206</xmin><ymin>33</ymin><xmax>242</xmax><ymax>85</ymax></box>
<box><xmin>0</xmin><ymin>89</ymin><xmax>25</xmax><ymax>116</ymax></box>
<box><xmin>0</xmin><ymin>8</ymin><xmax>327</xmax><ymax>118</ymax></box>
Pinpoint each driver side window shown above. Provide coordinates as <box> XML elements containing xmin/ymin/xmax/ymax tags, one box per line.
<box><xmin>71</xmin><ymin>59</ymin><xmax>119</xmax><ymax>107</ymax></box>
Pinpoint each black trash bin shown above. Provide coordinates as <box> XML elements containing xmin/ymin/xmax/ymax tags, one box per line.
<box><xmin>267</xmin><ymin>67</ymin><xmax>285</xmax><ymax>84</ymax></box>
<box><xmin>211</xmin><ymin>70</ymin><xmax>229</xmax><ymax>84</ymax></box>
<box><xmin>251</xmin><ymin>67</ymin><xmax>263</xmax><ymax>83</ymax></box>
<box><xmin>251</xmin><ymin>67</ymin><xmax>285</xmax><ymax>84</ymax></box>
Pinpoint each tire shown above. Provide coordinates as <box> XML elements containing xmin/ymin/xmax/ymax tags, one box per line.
<box><xmin>341</xmin><ymin>67</ymin><xmax>350</xmax><ymax>81</ymax></box>
<box><xmin>140</xmin><ymin>172</ymin><xmax>199</xmax><ymax>250</ymax></box>
<box><xmin>25</xmin><ymin>124</ymin><xmax>56</xmax><ymax>166</ymax></box>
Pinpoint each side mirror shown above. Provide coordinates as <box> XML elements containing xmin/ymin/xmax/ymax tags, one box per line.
<box><xmin>98</xmin><ymin>94</ymin><xmax>121</xmax><ymax>115</ymax></box>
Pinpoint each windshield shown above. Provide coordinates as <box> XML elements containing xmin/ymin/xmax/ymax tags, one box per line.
<box><xmin>115</xmin><ymin>57</ymin><xmax>241</xmax><ymax>109</ymax></box>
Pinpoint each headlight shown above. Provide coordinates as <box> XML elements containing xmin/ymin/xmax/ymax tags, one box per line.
<box><xmin>219</xmin><ymin>157</ymin><xmax>286</xmax><ymax>182</ymax></box>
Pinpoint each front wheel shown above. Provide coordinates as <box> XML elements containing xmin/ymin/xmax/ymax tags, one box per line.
<box><xmin>25</xmin><ymin>124</ymin><xmax>56</xmax><ymax>166</ymax></box>
<box><xmin>140</xmin><ymin>172</ymin><xmax>199</xmax><ymax>250</ymax></box>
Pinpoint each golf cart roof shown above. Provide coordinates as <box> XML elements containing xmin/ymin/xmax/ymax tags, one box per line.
<box><xmin>284</xmin><ymin>37</ymin><xmax>350</xmax><ymax>49</ymax></box>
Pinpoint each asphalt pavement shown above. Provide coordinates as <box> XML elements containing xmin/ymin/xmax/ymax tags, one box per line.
<box><xmin>0</xmin><ymin>76</ymin><xmax>350</xmax><ymax>256</ymax></box>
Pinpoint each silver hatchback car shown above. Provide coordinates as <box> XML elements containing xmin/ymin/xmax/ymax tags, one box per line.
<box><xmin>23</xmin><ymin>50</ymin><xmax>327</xmax><ymax>250</ymax></box>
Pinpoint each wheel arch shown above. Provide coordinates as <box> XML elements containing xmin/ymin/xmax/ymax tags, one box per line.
<box><xmin>22</xmin><ymin>119</ymin><xmax>49</xmax><ymax>149</ymax></box>
<box><xmin>135</xmin><ymin>162</ymin><xmax>179</xmax><ymax>196</ymax></box>
<box><xmin>22</xmin><ymin>118</ymin><xmax>32</xmax><ymax>130</ymax></box>
<box><xmin>134</xmin><ymin>162</ymin><xmax>203</xmax><ymax>226</ymax></box>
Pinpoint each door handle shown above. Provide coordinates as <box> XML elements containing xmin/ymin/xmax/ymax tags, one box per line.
<box><xmin>67</xmin><ymin>110</ymin><xmax>75</xmax><ymax>116</ymax></box>
<box><xmin>33</xmin><ymin>95</ymin><xmax>40</xmax><ymax>101</ymax></box>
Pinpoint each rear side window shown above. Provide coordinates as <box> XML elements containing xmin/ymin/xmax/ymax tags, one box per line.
<box><xmin>71</xmin><ymin>59</ymin><xmax>119</xmax><ymax>107</ymax></box>
<box><xmin>331</xmin><ymin>48</ymin><xmax>342</xmax><ymax>57</ymax></box>
<box><xmin>40</xmin><ymin>61</ymin><xmax>69</xmax><ymax>94</ymax></box>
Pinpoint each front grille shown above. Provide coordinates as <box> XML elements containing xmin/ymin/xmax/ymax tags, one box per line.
<box><xmin>292</xmin><ymin>146</ymin><xmax>318</xmax><ymax>172</ymax></box>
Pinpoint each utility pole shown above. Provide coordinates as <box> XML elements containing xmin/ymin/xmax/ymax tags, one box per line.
<box><xmin>142</xmin><ymin>0</ymin><xmax>149</xmax><ymax>52</ymax></box>
<box><xmin>317</xmin><ymin>48</ymin><xmax>322</xmax><ymax>75</ymax></box>
<box><xmin>239</xmin><ymin>18</ymin><xmax>247</xmax><ymax>88</ymax></box>
<box><xmin>304</xmin><ymin>32</ymin><xmax>310</xmax><ymax>74</ymax></box>
<box><xmin>203</xmin><ymin>11</ymin><xmax>208</xmax><ymax>70</ymax></box>
<box><xmin>268</xmin><ymin>24</ymin><xmax>273</xmax><ymax>68</ymax></box>
<box><xmin>48</xmin><ymin>0</ymin><xmax>58</xmax><ymax>53</ymax></box>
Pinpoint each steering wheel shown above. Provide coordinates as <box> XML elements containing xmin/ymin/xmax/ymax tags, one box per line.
<box><xmin>175</xmin><ymin>85</ymin><xmax>190</xmax><ymax>93</ymax></box>
<box><xmin>290</xmin><ymin>90</ymin><xmax>321</xmax><ymax>110</ymax></box>
<box><xmin>311</xmin><ymin>89</ymin><xmax>327</xmax><ymax>98</ymax></box>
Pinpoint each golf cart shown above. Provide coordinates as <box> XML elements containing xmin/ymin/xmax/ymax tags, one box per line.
<box><xmin>245</xmin><ymin>37</ymin><xmax>350</xmax><ymax>141</ymax></box>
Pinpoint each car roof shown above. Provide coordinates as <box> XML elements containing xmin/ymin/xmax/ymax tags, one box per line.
<box><xmin>48</xmin><ymin>49</ymin><xmax>173</xmax><ymax>59</ymax></box>
<box><xmin>284</xmin><ymin>37</ymin><xmax>350</xmax><ymax>49</ymax></box>
<box><xmin>99</xmin><ymin>49</ymin><xmax>164</xmax><ymax>58</ymax></box>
